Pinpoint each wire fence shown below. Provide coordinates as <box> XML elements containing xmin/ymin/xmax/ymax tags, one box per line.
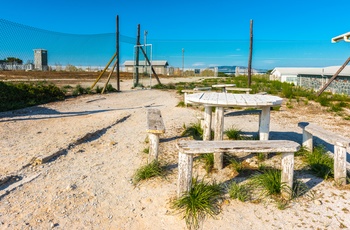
<box><xmin>1</xmin><ymin>18</ymin><xmax>349</xmax><ymax>71</ymax></box>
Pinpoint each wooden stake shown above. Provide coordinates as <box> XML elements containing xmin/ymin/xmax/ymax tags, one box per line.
<box><xmin>247</xmin><ymin>19</ymin><xmax>253</xmax><ymax>87</ymax></box>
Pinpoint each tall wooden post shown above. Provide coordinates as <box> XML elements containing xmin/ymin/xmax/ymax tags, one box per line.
<box><xmin>116</xmin><ymin>15</ymin><xmax>120</xmax><ymax>91</ymax></box>
<box><xmin>247</xmin><ymin>19</ymin><xmax>253</xmax><ymax>87</ymax></box>
<box><xmin>135</xmin><ymin>24</ymin><xmax>141</xmax><ymax>86</ymax></box>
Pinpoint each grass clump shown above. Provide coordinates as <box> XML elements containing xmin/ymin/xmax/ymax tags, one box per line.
<box><xmin>181</xmin><ymin>123</ymin><xmax>203</xmax><ymax>140</ymax></box>
<box><xmin>304</xmin><ymin>146</ymin><xmax>334</xmax><ymax>179</ymax></box>
<box><xmin>171</xmin><ymin>177</ymin><xmax>223</xmax><ymax>230</ymax></box>
<box><xmin>197</xmin><ymin>153</ymin><xmax>214</xmax><ymax>174</ymax></box>
<box><xmin>133</xmin><ymin>160</ymin><xmax>164</xmax><ymax>184</ymax></box>
<box><xmin>251</xmin><ymin>169</ymin><xmax>286</xmax><ymax>197</ymax></box>
<box><xmin>228</xmin><ymin>181</ymin><xmax>251</xmax><ymax>202</ymax></box>
<box><xmin>225</xmin><ymin>127</ymin><xmax>243</xmax><ymax>140</ymax></box>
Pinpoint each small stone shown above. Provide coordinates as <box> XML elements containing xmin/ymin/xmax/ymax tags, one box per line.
<box><xmin>314</xmin><ymin>200</ymin><xmax>322</xmax><ymax>205</ymax></box>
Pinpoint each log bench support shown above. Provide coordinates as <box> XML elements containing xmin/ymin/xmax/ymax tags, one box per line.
<box><xmin>146</xmin><ymin>109</ymin><xmax>165</xmax><ymax>163</ymax></box>
<box><xmin>176</xmin><ymin>140</ymin><xmax>300</xmax><ymax>199</ymax></box>
<box><xmin>298</xmin><ymin>122</ymin><xmax>350</xmax><ymax>185</ymax></box>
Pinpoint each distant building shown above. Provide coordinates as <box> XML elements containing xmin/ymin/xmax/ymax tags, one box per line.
<box><xmin>33</xmin><ymin>49</ymin><xmax>48</xmax><ymax>71</ymax></box>
<box><xmin>123</xmin><ymin>60</ymin><xmax>169</xmax><ymax>75</ymax></box>
<box><xmin>270</xmin><ymin>66</ymin><xmax>350</xmax><ymax>95</ymax></box>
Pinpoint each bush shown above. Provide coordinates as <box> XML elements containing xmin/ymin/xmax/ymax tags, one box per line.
<box><xmin>0</xmin><ymin>81</ymin><xmax>65</xmax><ymax>112</ymax></box>
<box><xmin>181</xmin><ymin>123</ymin><xmax>203</xmax><ymax>140</ymax></box>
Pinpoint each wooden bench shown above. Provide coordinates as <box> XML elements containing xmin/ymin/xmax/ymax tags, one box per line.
<box><xmin>181</xmin><ymin>87</ymin><xmax>211</xmax><ymax>105</ymax></box>
<box><xmin>225</xmin><ymin>109</ymin><xmax>262</xmax><ymax>117</ymax></box>
<box><xmin>146</xmin><ymin>109</ymin><xmax>165</xmax><ymax>162</ymax></box>
<box><xmin>176</xmin><ymin>140</ymin><xmax>300</xmax><ymax>198</ymax></box>
<box><xmin>298</xmin><ymin>122</ymin><xmax>350</xmax><ymax>185</ymax></box>
<box><xmin>226</xmin><ymin>87</ymin><xmax>252</xmax><ymax>94</ymax></box>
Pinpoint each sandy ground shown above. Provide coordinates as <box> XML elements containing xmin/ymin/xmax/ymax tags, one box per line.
<box><xmin>0</xmin><ymin>77</ymin><xmax>350</xmax><ymax>229</ymax></box>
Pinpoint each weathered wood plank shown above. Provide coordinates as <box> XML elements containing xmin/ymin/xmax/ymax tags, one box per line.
<box><xmin>298</xmin><ymin>122</ymin><xmax>350</xmax><ymax>148</ymax></box>
<box><xmin>177</xmin><ymin>140</ymin><xmax>300</xmax><ymax>154</ymax></box>
<box><xmin>146</xmin><ymin>109</ymin><xmax>165</xmax><ymax>134</ymax></box>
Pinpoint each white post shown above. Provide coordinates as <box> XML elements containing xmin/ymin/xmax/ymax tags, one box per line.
<box><xmin>259</xmin><ymin>106</ymin><xmax>270</xmax><ymax>140</ymax></box>
<box><xmin>214</xmin><ymin>106</ymin><xmax>224</xmax><ymax>169</ymax></box>
<box><xmin>177</xmin><ymin>152</ymin><xmax>193</xmax><ymax>197</ymax></box>
<box><xmin>334</xmin><ymin>145</ymin><xmax>347</xmax><ymax>185</ymax></box>
<box><xmin>148</xmin><ymin>133</ymin><xmax>159</xmax><ymax>163</ymax></box>
<box><xmin>203</xmin><ymin>106</ymin><xmax>212</xmax><ymax>141</ymax></box>
<box><xmin>302</xmin><ymin>130</ymin><xmax>313</xmax><ymax>151</ymax></box>
<box><xmin>281</xmin><ymin>152</ymin><xmax>294</xmax><ymax>199</ymax></box>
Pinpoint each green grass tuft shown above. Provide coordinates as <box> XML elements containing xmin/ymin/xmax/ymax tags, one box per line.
<box><xmin>133</xmin><ymin>160</ymin><xmax>164</xmax><ymax>184</ymax></box>
<box><xmin>251</xmin><ymin>169</ymin><xmax>286</xmax><ymax>197</ymax></box>
<box><xmin>181</xmin><ymin>122</ymin><xmax>203</xmax><ymax>140</ymax></box>
<box><xmin>304</xmin><ymin>146</ymin><xmax>334</xmax><ymax>179</ymax></box>
<box><xmin>228</xmin><ymin>181</ymin><xmax>251</xmax><ymax>202</ymax></box>
<box><xmin>171</xmin><ymin>177</ymin><xmax>223</xmax><ymax>230</ymax></box>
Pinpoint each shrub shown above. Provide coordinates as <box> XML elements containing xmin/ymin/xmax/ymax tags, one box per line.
<box><xmin>171</xmin><ymin>177</ymin><xmax>223</xmax><ymax>230</ymax></box>
<box><xmin>0</xmin><ymin>81</ymin><xmax>65</xmax><ymax>112</ymax></box>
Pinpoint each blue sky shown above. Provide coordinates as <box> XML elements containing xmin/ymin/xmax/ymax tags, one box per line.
<box><xmin>1</xmin><ymin>0</ymin><xmax>350</xmax><ymax>69</ymax></box>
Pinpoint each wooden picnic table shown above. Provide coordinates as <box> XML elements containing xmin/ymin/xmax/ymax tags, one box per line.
<box><xmin>211</xmin><ymin>84</ymin><xmax>236</xmax><ymax>92</ymax></box>
<box><xmin>185</xmin><ymin>92</ymin><xmax>283</xmax><ymax>140</ymax></box>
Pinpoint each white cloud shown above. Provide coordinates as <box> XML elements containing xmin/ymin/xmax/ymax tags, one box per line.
<box><xmin>192</xmin><ymin>62</ymin><xmax>205</xmax><ymax>67</ymax></box>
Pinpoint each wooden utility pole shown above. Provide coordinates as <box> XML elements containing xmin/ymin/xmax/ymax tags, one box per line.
<box><xmin>247</xmin><ymin>19</ymin><xmax>253</xmax><ymax>87</ymax></box>
<box><xmin>316</xmin><ymin>57</ymin><xmax>350</xmax><ymax>96</ymax></box>
<box><xmin>135</xmin><ymin>24</ymin><xmax>141</xmax><ymax>86</ymax></box>
<box><xmin>116</xmin><ymin>15</ymin><xmax>120</xmax><ymax>91</ymax></box>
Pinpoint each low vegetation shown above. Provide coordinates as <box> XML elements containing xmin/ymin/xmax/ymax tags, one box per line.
<box><xmin>133</xmin><ymin>160</ymin><xmax>165</xmax><ymax>184</ymax></box>
<box><xmin>171</xmin><ymin>177</ymin><xmax>223</xmax><ymax>230</ymax></box>
<box><xmin>0</xmin><ymin>81</ymin><xmax>65</xmax><ymax>112</ymax></box>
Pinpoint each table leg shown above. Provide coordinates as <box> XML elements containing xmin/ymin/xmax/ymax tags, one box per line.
<box><xmin>214</xmin><ymin>106</ymin><xmax>224</xmax><ymax>169</ymax></box>
<box><xmin>259</xmin><ymin>106</ymin><xmax>270</xmax><ymax>140</ymax></box>
<box><xmin>203</xmin><ymin>106</ymin><xmax>212</xmax><ymax>141</ymax></box>
<box><xmin>214</xmin><ymin>107</ymin><xmax>224</xmax><ymax>140</ymax></box>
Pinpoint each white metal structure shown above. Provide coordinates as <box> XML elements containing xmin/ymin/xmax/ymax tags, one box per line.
<box><xmin>331</xmin><ymin>32</ymin><xmax>350</xmax><ymax>43</ymax></box>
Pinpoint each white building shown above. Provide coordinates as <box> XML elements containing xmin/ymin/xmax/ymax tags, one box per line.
<box><xmin>123</xmin><ymin>60</ymin><xmax>169</xmax><ymax>75</ymax></box>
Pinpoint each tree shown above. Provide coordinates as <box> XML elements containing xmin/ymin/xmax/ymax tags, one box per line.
<box><xmin>4</xmin><ymin>57</ymin><xmax>23</xmax><ymax>64</ymax></box>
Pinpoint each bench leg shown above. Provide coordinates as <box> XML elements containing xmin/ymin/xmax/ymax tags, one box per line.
<box><xmin>302</xmin><ymin>130</ymin><xmax>313</xmax><ymax>151</ymax></box>
<box><xmin>177</xmin><ymin>152</ymin><xmax>193</xmax><ymax>197</ymax></box>
<box><xmin>203</xmin><ymin>106</ymin><xmax>212</xmax><ymax>141</ymax></box>
<box><xmin>148</xmin><ymin>133</ymin><xmax>160</xmax><ymax>163</ymax></box>
<box><xmin>184</xmin><ymin>92</ymin><xmax>188</xmax><ymax>106</ymax></box>
<box><xmin>281</xmin><ymin>152</ymin><xmax>294</xmax><ymax>199</ymax></box>
<box><xmin>334</xmin><ymin>145</ymin><xmax>347</xmax><ymax>186</ymax></box>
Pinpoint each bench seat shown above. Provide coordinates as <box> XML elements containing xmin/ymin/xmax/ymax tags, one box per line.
<box><xmin>298</xmin><ymin>122</ymin><xmax>350</xmax><ymax>185</ymax></box>
<box><xmin>147</xmin><ymin>109</ymin><xmax>165</xmax><ymax>162</ymax></box>
<box><xmin>176</xmin><ymin>140</ymin><xmax>300</xmax><ymax>198</ymax></box>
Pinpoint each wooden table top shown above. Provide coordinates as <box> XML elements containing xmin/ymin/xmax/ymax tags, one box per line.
<box><xmin>185</xmin><ymin>92</ymin><xmax>283</xmax><ymax>107</ymax></box>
